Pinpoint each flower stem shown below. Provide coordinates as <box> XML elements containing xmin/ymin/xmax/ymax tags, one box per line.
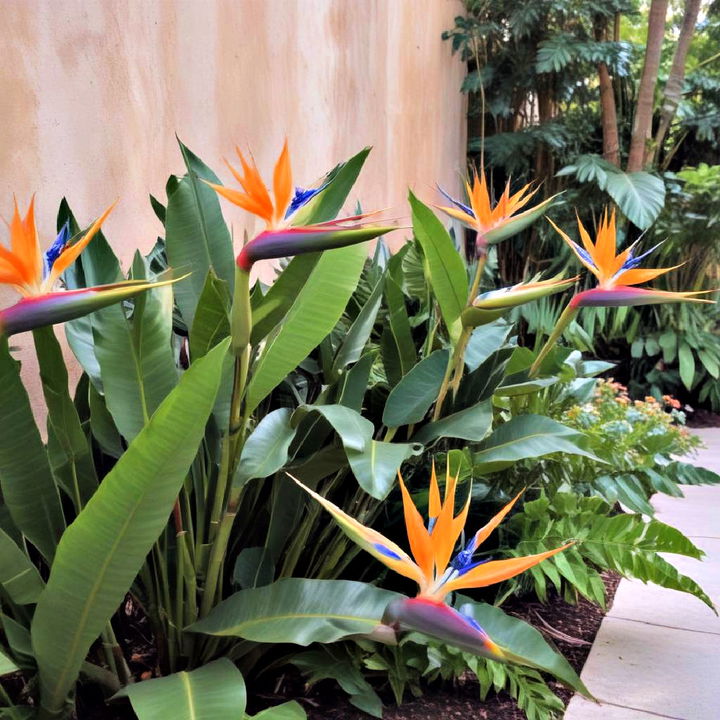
<box><xmin>432</xmin><ymin>253</ymin><xmax>487</xmax><ymax>421</ymax></box>
<box><xmin>529</xmin><ymin>302</ymin><xmax>579</xmax><ymax>377</ymax></box>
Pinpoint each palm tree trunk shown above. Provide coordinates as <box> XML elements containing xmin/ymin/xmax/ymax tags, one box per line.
<box><xmin>652</xmin><ymin>0</ymin><xmax>702</xmax><ymax>164</ymax></box>
<box><xmin>595</xmin><ymin>14</ymin><xmax>620</xmax><ymax>166</ymax></box>
<box><xmin>626</xmin><ymin>0</ymin><xmax>668</xmax><ymax>172</ymax></box>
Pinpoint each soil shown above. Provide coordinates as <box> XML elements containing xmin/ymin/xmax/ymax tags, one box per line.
<box><xmin>2</xmin><ymin>573</ymin><xmax>620</xmax><ymax>720</ymax></box>
<box><xmin>686</xmin><ymin>408</ymin><xmax>720</xmax><ymax>428</ymax></box>
<box><xmin>302</xmin><ymin>571</ymin><xmax>621</xmax><ymax>720</ymax></box>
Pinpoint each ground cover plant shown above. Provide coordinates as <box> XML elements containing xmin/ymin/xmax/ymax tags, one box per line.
<box><xmin>0</xmin><ymin>135</ymin><xmax>718</xmax><ymax>720</ymax></box>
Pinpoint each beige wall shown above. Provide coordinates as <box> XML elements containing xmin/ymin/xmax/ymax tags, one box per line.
<box><xmin>1</xmin><ymin>0</ymin><xmax>467</xmax><ymax>409</ymax></box>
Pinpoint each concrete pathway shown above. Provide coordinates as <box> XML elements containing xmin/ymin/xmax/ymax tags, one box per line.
<box><xmin>564</xmin><ymin>428</ymin><xmax>720</xmax><ymax>720</ymax></box>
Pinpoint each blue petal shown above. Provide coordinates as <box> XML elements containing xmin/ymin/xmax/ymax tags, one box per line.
<box><xmin>285</xmin><ymin>182</ymin><xmax>330</xmax><ymax>219</ymax></box>
<box><xmin>571</xmin><ymin>240</ymin><xmax>597</xmax><ymax>270</ymax></box>
<box><xmin>427</xmin><ymin>517</ymin><xmax>438</xmax><ymax>534</ymax></box>
<box><xmin>620</xmin><ymin>241</ymin><xmax>664</xmax><ymax>271</ymax></box>
<box><xmin>437</xmin><ymin>185</ymin><xmax>475</xmax><ymax>219</ymax></box>
<box><xmin>456</xmin><ymin>557</ymin><xmax>492</xmax><ymax>576</ymax></box>
<box><xmin>374</xmin><ymin>543</ymin><xmax>402</xmax><ymax>561</ymax></box>
<box><xmin>43</xmin><ymin>222</ymin><xmax>70</xmax><ymax>278</ymax></box>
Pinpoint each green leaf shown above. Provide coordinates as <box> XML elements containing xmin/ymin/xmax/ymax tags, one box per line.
<box><xmin>456</xmin><ymin>597</ymin><xmax>591</xmax><ymax>697</ymax></box>
<box><xmin>409</xmin><ymin>192</ymin><xmax>467</xmax><ymax>343</ymax></box>
<box><xmin>59</xmin><ymin>199</ymin><xmax>123</xmax><ymax>390</ymax></box>
<box><xmin>678</xmin><ymin>341</ymin><xmax>695</xmax><ymax>389</ymax></box>
<box><xmin>495</xmin><ymin>373</ymin><xmax>558</xmax><ymax>397</ymax></box>
<box><xmin>232</xmin><ymin>547</ymin><xmax>275</xmax><ymax>589</ymax></box>
<box><xmin>189</xmin><ymin>578</ymin><xmax>398</xmax><ymax>643</ymax></box>
<box><xmin>0</xmin><ymin>529</ymin><xmax>44</xmax><ymax>605</ymax></box>
<box><xmin>414</xmin><ymin>400</ymin><xmax>493</xmax><ymax>444</ymax></box>
<box><xmin>0</xmin><ymin>647</ymin><xmax>19</xmax><ymax>677</ymax></box>
<box><xmin>464</xmin><ymin>322</ymin><xmax>512</xmax><ymax>371</ymax></box>
<box><xmin>234</xmin><ymin>409</ymin><xmax>297</xmax><ymax>488</ymax></box>
<box><xmin>602</xmin><ymin>171</ymin><xmax>666</xmax><ymax>230</ymax></box>
<box><xmin>251</xmin><ymin>255</ymin><xmax>320</xmax><ymax>343</ymax></box>
<box><xmin>381</xmin><ymin>276</ymin><xmax>417</xmax><ymax>385</ymax></box>
<box><xmin>165</xmin><ymin>140</ymin><xmax>235</xmax><ymax>327</ymax></box>
<box><xmin>473</xmin><ymin>415</ymin><xmax>599</xmax><ymax>473</ymax></box>
<box><xmin>382</xmin><ymin>350</ymin><xmax>449</xmax><ymax>427</ymax></box>
<box><xmin>291</xmin><ymin>148</ymin><xmax>371</xmax><ymax>226</ymax></box>
<box><xmin>190</xmin><ymin>271</ymin><xmax>232</xmax><ymax>359</ymax></box>
<box><xmin>33</xmin><ymin>326</ymin><xmax>97</xmax><ymax>508</ymax></box>
<box><xmin>594</xmin><ymin>475</ymin><xmax>655</xmax><ymax>516</ymax></box>
<box><xmin>246</xmin><ymin>243</ymin><xmax>367</xmax><ymax>413</ymax></box>
<box><xmin>30</xmin><ymin>340</ymin><xmax>230</xmax><ymax>717</ymax></box>
<box><xmin>331</xmin><ymin>277</ymin><xmax>384</xmax><ymax>379</ymax></box>
<box><xmin>337</xmin><ymin>352</ymin><xmax>376</xmax><ymax>412</ymax></box>
<box><xmin>293</xmin><ymin>647</ymin><xmax>382</xmax><ymax>718</ymax></box>
<box><xmin>246</xmin><ymin>702</ymin><xmax>307</xmax><ymax>720</ymax></box>
<box><xmin>0</xmin><ymin>339</ymin><xmax>65</xmax><ymax>562</ymax></box>
<box><xmin>93</xmin><ymin>256</ymin><xmax>178</xmax><ymax>441</ymax></box>
<box><xmin>116</xmin><ymin>658</ymin><xmax>246</xmax><ymax>720</ymax></box>
<box><xmin>293</xmin><ymin>405</ymin><xmax>421</xmax><ymax>499</ymax></box>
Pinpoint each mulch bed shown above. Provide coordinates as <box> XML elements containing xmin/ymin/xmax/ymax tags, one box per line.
<box><xmin>303</xmin><ymin>571</ymin><xmax>621</xmax><ymax>720</ymax></box>
<box><xmin>687</xmin><ymin>408</ymin><xmax>720</xmax><ymax>428</ymax></box>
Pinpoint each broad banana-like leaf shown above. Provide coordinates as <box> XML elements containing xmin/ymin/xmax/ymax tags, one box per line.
<box><xmin>30</xmin><ymin>340</ymin><xmax>230</xmax><ymax>717</ymax></box>
<box><xmin>0</xmin><ymin>339</ymin><xmax>65</xmax><ymax>562</ymax></box>
<box><xmin>245</xmin><ymin>243</ymin><xmax>367</xmax><ymax>413</ymax></box>
<box><xmin>189</xmin><ymin>578</ymin><xmax>399</xmax><ymax>644</ymax></box>
<box><xmin>115</xmin><ymin>658</ymin><xmax>245</xmax><ymax>720</ymax></box>
<box><xmin>409</xmin><ymin>191</ymin><xmax>467</xmax><ymax>344</ymax></box>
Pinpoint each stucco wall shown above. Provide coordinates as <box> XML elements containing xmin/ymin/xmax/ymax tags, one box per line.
<box><xmin>1</xmin><ymin>0</ymin><xmax>467</xmax><ymax>410</ymax></box>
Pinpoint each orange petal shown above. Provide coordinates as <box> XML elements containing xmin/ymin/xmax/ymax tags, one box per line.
<box><xmin>431</xmin><ymin>469</ymin><xmax>467</xmax><ymax>576</ymax></box>
<box><xmin>8</xmin><ymin>197</ymin><xmax>39</xmax><ymax>286</ymax></box>
<box><xmin>613</xmin><ymin>264</ymin><xmax>682</xmax><ymax>287</ymax></box>
<box><xmin>47</xmin><ymin>201</ymin><xmax>117</xmax><ymax>286</ymax></box>
<box><xmin>398</xmin><ymin>472</ymin><xmax>434</xmax><ymax>581</ymax></box>
<box><xmin>442</xmin><ymin>543</ymin><xmax>574</xmax><ymax>594</ymax></box>
<box><xmin>235</xmin><ymin>149</ymin><xmax>274</xmax><ymax>222</ymax></box>
<box><xmin>272</xmin><ymin>140</ymin><xmax>292</xmax><ymax>225</ymax></box>
<box><xmin>594</xmin><ymin>208</ymin><xmax>617</xmax><ymax>272</ymax></box>
<box><xmin>469</xmin><ymin>170</ymin><xmax>492</xmax><ymax>229</ymax></box>
<box><xmin>471</xmin><ymin>490</ymin><xmax>523</xmax><ymax>550</ymax></box>
<box><xmin>206</xmin><ymin>181</ymin><xmax>274</xmax><ymax>222</ymax></box>
<box><xmin>547</xmin><ymin>218</ymin><xmax>599</xmax><ymax>279</ymax></box>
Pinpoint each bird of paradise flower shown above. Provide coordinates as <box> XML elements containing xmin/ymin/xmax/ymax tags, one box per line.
<box><xmin>530</xmin><ymin>208</ymin><xmax>716</xmax><ymax>375</ymax></box>
<box><xmin>0</xmin><ymin>198</ymin><xmax>173</xmax><ymax>336</ymax></box>
<box><xmin>292</xmin><ymin>464</ymin><xmax>570</xmax><ymax>661</ymax></box>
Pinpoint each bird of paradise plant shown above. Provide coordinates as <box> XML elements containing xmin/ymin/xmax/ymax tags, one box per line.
<box><xmin>529</xmin><ymin>208</ymin><xmax>717</xmax><ymax>376</ymax></box>
<box><xmin>292</xmin><ymin>464</ymin><xmax>570</xmax><ymax>662</ymax></box>
<box><xmin>0</xmin><ymin>197</ymin><xmax>172</xmax><ymax>336</ymax></box>
<box><xmin>436</xmin><ymin>169</ymin><xmax>558</xmax><ymax>257</ymax></box>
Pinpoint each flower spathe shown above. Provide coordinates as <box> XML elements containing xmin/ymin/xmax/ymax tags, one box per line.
<box><xmin>436</xmin><ymin>170</ymin><xmax>558</xmax><ymax>254</ymax></box>
<box><xmin>0</xmin><ymin>197</ymin><xmax>172</xmax><ymax>336</ymax></box>
<box><xmin>461</xmin><ymin>275</ymin><xmax>578</xmax><ymax>328</ymax></box>
<box><xmin>291</xmin><ymin>464</ymin><xmax>570</xmax><ymax>661</ymax></box>
<box><xmin>549</xmin><ymin>209</ymin><xmax>716</xmax><ymax>308</ymax></box>
<box><xmin>206</xmin><ymin>141</ymin><xmax>394</xmax><ymax>270</ymax></box>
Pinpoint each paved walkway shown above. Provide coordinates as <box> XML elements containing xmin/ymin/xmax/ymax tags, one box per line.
<box><xmin>565</xmin><ymin>428</ymin><xmax>720</xmax><ymax>720</ymax></box>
